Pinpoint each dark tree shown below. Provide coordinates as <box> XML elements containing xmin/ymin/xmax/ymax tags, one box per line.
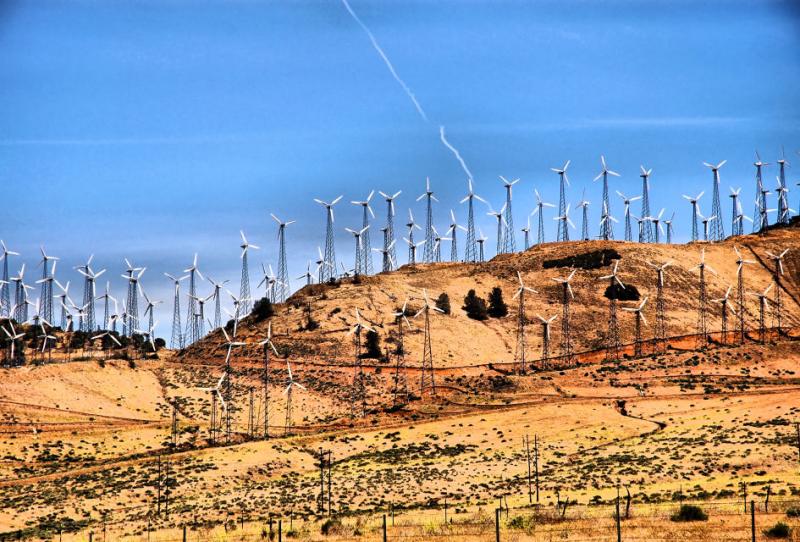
<box><xmin>252</xmin><ymin>297</ymin><xmax>274</xmax><ymax>322</ymax></box>
<box><xmin>463</xmin><ymin>289</ymin><xmax>488</xmax><ymax>321</ymax></box>
<box><xmin>487</xmin><ymin>287</ymin><xmax>508</xmax><ymax>318</ymax></box>
<box><xmin>363</xmin><ymin>330</ymin><xmax>381</xmax><ymax>358</ymax></box>
<box><xmin>435</xmin><ymin>293</ymin><xmax>451</xmax><ymax>315</ymax></box>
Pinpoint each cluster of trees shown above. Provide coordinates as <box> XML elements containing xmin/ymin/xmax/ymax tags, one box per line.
<box><xmin>463</xmin><ymin>287</ymin><xmax>507</xmax><ymax>321</ymax></box>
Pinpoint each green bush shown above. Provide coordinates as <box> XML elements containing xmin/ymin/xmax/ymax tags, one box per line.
<box><xmin>364</xmin><ymin>330</ymin><xmax>381</xmax><ymax>358</ymax></box>
<box><xmin>670</xmin><ymin>504</ymin><xmax>707</xmax><ymax>522</ymax></box>
<box><xmin>786</xmin><ymin>507</ymin><xmax>800</xmax><ymax>518</ymax></box>
<box><xmin>765</xmin><ymin>522</ymin><xmax>791</xmax><ymax>539</ymax></box>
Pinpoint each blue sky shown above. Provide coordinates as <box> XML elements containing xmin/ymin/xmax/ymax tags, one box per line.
<box><xmin>1</xmin><ymin>0</ymin><xmax>799</xmax><ymax>338</ymax></box>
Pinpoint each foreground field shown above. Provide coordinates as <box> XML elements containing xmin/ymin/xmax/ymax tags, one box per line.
<box><xmin>2</xmin><ymin>336</ymin><xmax>800</xmax><ymax>541</ymax></box>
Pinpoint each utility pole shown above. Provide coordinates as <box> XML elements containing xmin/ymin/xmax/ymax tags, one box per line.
<box><xmin>318</xmin><ymin>447</ymin><xmax>326</xmax><ymax>513</ymax></box>
<box><xmin>248</xmin><ymin>387</ymin><xmax>254</xmax><ymax>438</ymax></box>
<box><xmin>534</xmin><ymin>434</ymin><xmax>540</xmax><ymax>503</ymax></box>
<box><xmin>327</xmin><ymin>450</ymin><xmax>333</xmax><ymax>517</ymax></box>
<box><xmin>156</xmin><ymin>454</ymin><xmax>162</xmax><ymax>515</ymax></box>
<box><xmin>525</xmin><ymin>435</ymin><xmax>533</xmax><ymax>504</ymax></box>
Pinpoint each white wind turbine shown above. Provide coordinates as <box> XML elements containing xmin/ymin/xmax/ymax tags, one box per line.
<box><xmin>345</xmin><ymin>225</ymin><xmax>370</xmax><ymax>276</ymax></box>
<box><xmin>198</xmin><ymin>372</ymin><xmax>228</xmax><ymax>441</ymax></box>
<box><xmin>616</xmin><ymin>190</ymin><xmax>642</xmax><ymax>242</ymax></box>
<box><xmin>315</xmin><ymin>195</ymin><xmax>343</xmax><ymax>282</ymax></box>
<box><xmin>553</xmin><ymin>204</ymin><xmax>576</xmax><ymax>242</ymax></box>
<box><xmin>239</xmin><ymin>230</ymin><xmax>260</xmax><ymax>315</ymax></box>
<box><xmin>532</xmin><ymin>188</ymin><xmax>555</xmax><ymax>245</ymax></box>
<box><xmin>2</xmin><ymin>322</ymin><xmax>26</xmax><ymax>362</ymax></box>
<box><xmin>283</xmin><ymin>361</ymin><xmax>306</xmax><ymax>432</ymax></box>
<box><xmin>351</xmin><ymin>191</ymin><xmax>376</xmax><ymax>275</ymax></box>
<box><xmin>683</xmin><ymin>191</ymin><xmax>705</xmax><ymax>242</ymax></box>
<box><xmin>487</xmin><ymin>204</ymin><xmax>507</xmax><ymax>257</ymax></box>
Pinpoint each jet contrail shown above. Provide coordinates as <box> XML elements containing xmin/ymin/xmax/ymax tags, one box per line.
<box><xmin>340</xmin><ymin>0</ymin><xmax>474</xmax><ymax>180</ymax></box>
<box><xmin>439</xmin><ymin>126</ymin><xmax>473</xmax><ymax>181</ymax></box>
<box><xmin>340</xmin><ymin>0</ymin><xmax>428</xmax><ymax>122</ymax></box>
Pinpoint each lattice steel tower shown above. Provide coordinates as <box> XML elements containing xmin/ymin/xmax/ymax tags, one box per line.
<box><xmin>315</xmin><ymin>196</ymin><xmax>342</xmax><ymax>282</ymax></box>
<box><xmin>551</xmin><ymin>162</ymin><xmax>570</xmax><ymax>242</ymax></box>
<box><xmin>752</xmin><ymin>153</ymin><xmax>768</xmax><ymax>233</ymax></box>
<box><xmin>351</xmin><ymin>191</ymin><xmax>375</xmax><ymax>275</ymax></box>
<box><xmin>639</xmin><ymin>167</ymin><xmax>653</xmax><ymax>243</ymax></box>
<box><xmin>704</xmin><ymin>160</ymin><xmax>727</xmax><ymax>241</ymax></box>
<box><xmin>417</xmin><ymin>178</ymin><xmax>437</xmax><ymax>264</ymax></box>
<box><xmin>460</xmin><ymin>180</ymin><xmax>484</xmax><ymax>262</ymax></box>
<box><xmin>405</xmin><ymin>210</ymin><xmax>421</xmax><ymax>265</ymax></box>
<box><xmin>183</xmin><ymin>254</ymin><xmax>201</xmax><ymax>344</ymax></box>
<box><xmin>379</xmin><ymin>191</ymin><xmax>401</xmax><ymax>270</ymax></box>
<box><xmin>271</xmin><ymin>215</ymin><xmax>294</xmax><ymax>303</ymax></box>
<box><xmin>594</xmin><ymin>156</ymin><xmax>619</xmax><ymax>241</ymax></box>
<box><xmin>500</xmin><ymin>177</ymin><xmax>518</xmax><ymax>253</ymax></box>
<box><xmin>599</xmin><ymin>262</ymin><xmax>623</xmax><ymax>361</ymax></box>
<box><xmin>777</xmin><ymin>150</ymin><xmax>790</xmax><ymax>225</ymax></box>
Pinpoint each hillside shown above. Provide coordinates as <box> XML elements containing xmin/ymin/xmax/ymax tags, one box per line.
<box><xmin>181</xmin><ymin>225</ymin><xmax>800</xmax><ymax>368</ymax></box>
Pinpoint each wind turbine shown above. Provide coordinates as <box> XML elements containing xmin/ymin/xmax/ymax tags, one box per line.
<box><xmin>460</xmin><ymin>179</ymin><xmax>487</xmax><ymax>262</ymax></box>
<box><xmin>616</xmin><ymin>191</ymin><xmax>642</xmax><ymax>242</ymax></box>
<box><xmin>347</xmin><ymin>308</ymin><xmax>374</xmax><ymax>418</ymax></box>
<box><xmin>749</xmin><ymin>283</ymin><xmax>774</xmax><ymax>343</ymax></box>
<box><xmin>698</xmin><ymin>210</ymin><xmax>717</xmax><ymax>242</ymax></box>
<box><xmin>690</xmin><ymin>248</ymin><xmax>718</xmax><ymax>348</ymax></box>
<box><xmin>476</xmin><ymin>228</ymin><xmax>488</xmax><ymax>262</ymax></box>
<box><xmin>283</xmin><ymin>361</ymin><xmax>306</xmax><ymax>433</ymax></box>
<box><xmin>405</xmin><ymin>210</ymin><xmax>423</xmax><ymax>265</ymax></box>
<box><xmin>734</xmin><ymin>246</ymin><xmax>755</xmax><ymax>344</ymax></box>
<box><xmin>37</xmin><ymin>246</ymin><xmax>59</xmax><ymax>324</ymax></box>
<box><xmin>257</xmin><ymin>321</ymin><xmax>280</xmax><ymax>438</ymax></box>
<box><xmin>2</xmin><ymin>322</ymin><xmax>26</xmax><ymax>364</ymax></box>
<box><xmin>521</xmin><ymin>215</ymin><xmax>532</xmax><ymax>250</ymax></box>
<box><xmin>713</xmin><ymin>286</ymin><xmax>734</xmax><ymax>344</ymax></box>
<box><xmin>536</xmin><ymin>314</ymin><xmax>558</xmax><ymax>369</ymax></box>
<box><xmin>598</xmin><ymin>202</ymin><xmax>618</xmax><ymax>241</ymax></box>
<box><xmin>553</xmin><ymin>204</ymin><xmax>576</xmax><ymax>242</ymax></box>
<box><xmin>622</xmin><ymin>297</ymin><xmax>649</xmax><ymax>357</ymax></box>
<box><xmin>271</xmin><ymin>214</ymin><xmax>295</xmax><ymax>303</ymax></box>
<box><xmin>431</xmin><ymin>226</ymin><xmax>451</xmax><ymax>263</ymax></box>
<box><xmin>121</xmin><ymin>258</ymin><xmax>145</xmax><ymax>337</ymax></box>
<box><xmin>297</xmin><ymin>262</ymin><xmax>314</xmax><ymax>286</ymax></box>
<box><xmin>577</xmin><ymin>190</ymin><xmax>591</xmax><ymax>241</ymax></box>
<box><xmin>499</xmin><ymin>176</ymin><xmax>519</xmax><ymax>253</ymax></box>
<box><xmin>10</xmin><ymin>264</ymin><xmax>34</xmax><ymax>323</ymax></box>
<box><xmin>417</xmin><ymin>178</ymin><xmax>438</xmax><ymax>263</ymax></box>
<box><xmin>752</xmin><ymin>152</ymin><xmax>769</xmax><ymax>233</ymax></box>
<box><xmin>594</xmin><ymin>156</ymin><xmax>619</xmax><ymax>241</ymax></box>
<box><xmin>165</xmin><ymin>272</ymin><xmax>189</xmax><ymax>349</ymax></box>
<box><xmin>413</xmin><ymin>289</ymin><xmax>443</xmax><ymax>394</ymax></box>
<box><xmin>183</xmin><ymin>254</ymin><xmax>203</xmax><ymax>344</ymax></box>
<box><xmin>682</xmin><ymin>191</ymin><xmax>705</xmax><ymax>242</ymax></box>
<box><xmin>315</xmin><ymin>195</ymin><xmax>343</xmax><ymax>282</ymax></box>
<box><xmin>77</xmin><ymin>256</ymin><xmax>105</xmax><ymax>332</ymax></box>
<box><xmin>206</xmin><ymin>276</ymin><xmax>228</xmax><ymax>331</ymax></box>
<box><xmin>378</xmin><ymin>190</ymin><xmax>402</xmax><ymax>271</ymax></box>
<box><xmin>391</xmin><ymin>297</ymin><xmax>412</xmax><ymax>406</ymax></box>
<box><xmin>0</xmin><ymin>241</ymin><xmax>19</xmax><ymax>317</ymax></box>
<box><xmin>139</xmin><ymin>285</ymin><xmax>162</xmax><ymax>335</ymax></box>
<box><xmin>95</xmin><ymin>281</ymin><xmax>116</xmax><ymax>331</ymax></box>
<box><xmin>651</xmin><ymin>209</ymin><xmax>666</xmax><ymax>243</ymax></box>
<box><xmin>599</xmin><ymin>261</ymin><xmax>625</xmax><ymax>361</ymax></box>
<box><xmin>777</xmin><ymin>148</ymin><xmax>791</xmax><ymax>225</ymax></box>
<box><xmin>314</xmin><ymin>246</ymin><xmax>333</xmax><ymax>283</ymax></box>
<box><xmin>703</xmin><ymin>160</ymin><xmax>727</xmax><ymax>241</ymax></box>
<box><xmin>446</xmin><ymin>210</ymin><xmax>467</xmax><ymax>262</ymax></box>
<box><xmin>512</xmin><ymin>271</ymin><xmax>537</xmax><ymax>373</ymax></box>
<box><xmin>239</xmin><ymin>230</ymin><xmax>259</xmax><ymax>314</ymax></box>
<box><xmin>198</xmin><ymin>372</ymin><xmax>228</xmax><ymax>442</ymax></box>
<box><xmin>729</xmin><ymin>187</ymin><xmax>743</xmax><ymax>236</ymax></box>
<box><xmin>345</xmin><ymin>225</ymin><xmax>370</xmax><ymax>277</ymax></box>
<box><xmin>664</xmin><ymin>212</ymin><xmax>675</xmax><ymax>244</ymax></box>
<box><xmin>532</xmin><ymin>189</ymin><xmax>555</xmax><ymax>245</ymax></box>
<box><xmin>646</xmin><ymin>259</ymin><xmax>672</xmax><ymax>350</ymax></box>
<box><xmin>551</xmin><ymin>269</ymin><xmax>577</xmax><ymax>365</ymax></box>
<box><xmin>488</xmin><ymin>205</ymin><xmax>507</xmax><ymax>256</ymax></box>
<box><xmin>765</xmin><ymin>248</ymin><xmax>790</xmax><ymax>333</ymax></box>
<box><xmin>351</xmin><ymin>191</ymin><xmax>376</xmax><ymax>275</ymax></box>
<box><xmin>550</xmin><ymin>161</ymin><xmax>571</xmax><ymax>242</ymax></box>
<box><xmin>54</xmin><ymin>279</ymin><xmax>72</xmax><ymax>329</ymax></box>
<box><xmin>373</xmin><ymin>239</ymin><xmax>396</xmax><ymax>273</ymax></box>
<box><xmin>638</xmin><ymin>166</ymin><xmax>654</xmax><ymax>242</ymax></box>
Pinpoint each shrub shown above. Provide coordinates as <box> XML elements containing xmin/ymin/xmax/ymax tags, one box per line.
<box><xmin>364</xmin><ymin>330</ymin><xmax>381</xmax><ymax>358</ymax></box>
<box><xmin>320</xmin><ymin>518</ymin><xmax>342</xmax><ymax>535</ymax></box>
<box><xmin>765</xmin><ymin>522</ymin><xmax>791</xmax><ymax>539</ymax></box>
<box><xmin>435</xmin><ymin>293</ymin><xmax>451</xmax><ymax>315</ymax></box>
<box><xmin>786</xmin><ymin>507</ymin><xmax>800</xmax><ymax>518</ymax></box>
<box><xmin>463</xmin><ymin>290</ymin><xmax>488</xmax><ymax>320</ymax></box>
<box><xmin>252</xmin><ymin>298</ymin><xmax>274</xmax><ymax>321</ymax></box>
<box><xmin>670</xmin><ymin>504</ymin><xmax>707</xmax><ymax>522</ymax></box>
<box><xmin>155</xmin><ymin>337</ymin><xmax>166</xmax><ymax>349</ymax></box>
<box><xmin>487</xmin><ymin>287</ymin><xmax>508</xmax><ymax>317</ymax></box>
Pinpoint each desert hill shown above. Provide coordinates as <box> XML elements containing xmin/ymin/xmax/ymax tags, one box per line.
<box><xmin>181</xmin><ymin>224</ymin><xmax>800</xmax><ymax>369</ymax></box>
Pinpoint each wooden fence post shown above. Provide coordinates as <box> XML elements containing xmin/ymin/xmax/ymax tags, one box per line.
<box><xmin>382</xmin><ymin>514</ymin><xmax>387</xmax><ymax>542</ymax></box>
<box><xmin>182</xmin><ymin>524</ymin><xmax>186</xmax><ymax>542</ymax></box>
<box><xmin>751</xmin><ymin>500</ymin><xmax>756</xmax><ymax>542</ymax></box>
<box><xmin>495</xmin><ymin>508</ymin><xmax>500</xmax><ymax>542</ymax></box>
<box><xmin>278</xmin><ymin>519</ymin><xmax>282</xmax><ymax>542</ymax></box>
<box><xmin>615</xmin><ymin>496</ymin><xmax>621</xmax><ymax>542</ymax></box>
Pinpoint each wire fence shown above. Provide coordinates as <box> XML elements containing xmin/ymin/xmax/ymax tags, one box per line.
<box><xmin>41</xmin><ymin>497</ymin><xmax>800</xmax><ymax>542</ymax></box>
